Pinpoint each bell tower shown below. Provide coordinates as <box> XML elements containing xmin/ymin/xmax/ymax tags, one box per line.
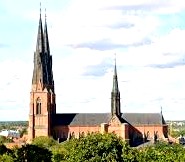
<box><xmin>28</xmin><ymin>9</ymin><xmax>56</xmax><ymax>140</ymax></box>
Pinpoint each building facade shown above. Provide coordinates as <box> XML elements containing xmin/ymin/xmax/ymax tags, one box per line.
<box><xmin>28</xmin><ymin>13</ymin><xmax>168</xmax><ymax>145</ymax></box>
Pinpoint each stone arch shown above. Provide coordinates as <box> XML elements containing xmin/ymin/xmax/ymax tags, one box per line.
<box><xmin>71</xmin><ymin>132</ymin><xmax>75</xmax><ymax>138</ymax></box>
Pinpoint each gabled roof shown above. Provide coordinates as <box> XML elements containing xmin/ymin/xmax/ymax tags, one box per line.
<box><xmin>121</xmin><ymin>113</ymin><xmax>166</xmax><ymax>125</ymax></box>
<box><xmin>54</xmin><ymin>113</ymin><xmax>112</xmax><ymax>126</ymax></box>
<box><xmin>53</xmin><ymin>112</ymin><xmax>166</xmax><ymax>127</ymax></box>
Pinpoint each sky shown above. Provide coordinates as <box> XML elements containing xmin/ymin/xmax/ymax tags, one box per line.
<box><xmin>1</xmin><ymin>0</ymin><xmax>185</xmax><ymax>121</ymax></box>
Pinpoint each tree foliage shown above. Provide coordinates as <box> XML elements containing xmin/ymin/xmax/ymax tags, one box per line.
<box><xmin>0</xmin><ymin>154</ymin><xmax>14</xmax><ymax>162</ymax></box>
<box><xmin>0</xmin><ymin>144</ymin><xmax>10</xmax><ymax>155</ymax></box>
<box><xmin>0</xmin><ymin>133</ymin><xmax>185</xmax><ymax>161</ymax></box>
<box><xmin>63</xmin><ymin>133</ymin><xmax>124</xmax><ymax>162</ymax></box>
<box><xmin>137</xmin><ymin>142</ymin><xmax>185</xmax><ymax>162</ymax></box>
<box><xmin>32</xmin><ymin>136</ymin><xmax>57</xmax><ymax>149</ymax></box>
<box><xmin>13</xmin><ymin>144</ymin><xmax>52</xmax><ymax>162</ymax></box>
<box><xmin>0</xmin><ymin>136</ymin><xmax>13</xmax><ymax>144</ymax></box>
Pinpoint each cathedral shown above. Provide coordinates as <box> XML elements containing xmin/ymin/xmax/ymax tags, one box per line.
<box><xmin>28</xmin><ymin>12</ymin><xmax>168</xmax><ymax>145</ymax></box>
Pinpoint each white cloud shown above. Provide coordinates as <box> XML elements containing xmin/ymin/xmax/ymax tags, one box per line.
<box><xmin>1</xmin><ymin>0</ymin><xmax>185</xmax><ymax>121</ymax></box>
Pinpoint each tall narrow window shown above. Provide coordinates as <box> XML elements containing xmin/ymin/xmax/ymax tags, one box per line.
<box><xmin>36</xmin><ymin>98</ymin><xmax>41</xmax><ymax>115</ymax></box>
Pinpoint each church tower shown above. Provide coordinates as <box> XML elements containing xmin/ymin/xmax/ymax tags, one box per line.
<box><xmin>28</xmin><ymin>10</ymin><xmax>56</xmax><ymax>140</ymax></box>
<box><xmin>111</xmin><ymin>57</ymin><xmax>121</xmax><ymax>117</ymax></box>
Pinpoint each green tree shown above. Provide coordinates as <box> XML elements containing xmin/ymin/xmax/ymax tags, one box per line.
<box><xmin>0</xmin><ymin>144</ymin><xmax>9</xmax><ymax>155</ymax></box>
<box><xmin>32</xmin><ymin>136</ymin><xmax>57</xmax><ymax>149</ymax></box>
<box><xmin>51</xmin><ymin>144</ymin><xmax>67</xmax><ymax>162</ymax></box>
<box><xmin>0</xmin><ymin>136</ymin><xmax>6</xmax><ymax>144</ymax></box>
<box><xmin>137</xmin><ymin>142</ymin><xmax>185</xmax><ymax>162</ymax></box>
<box><xmin>0</xmin><ymin>136</ymin><xmax>13</xmax><ymax>144</ymax></box>
<box><xmin>122</xmin><ymin>142</ymin><xmax>139</xmax><ymax>162</ymax></box>
<box><xmin>0</xmin><ymin>154</ymin><xmax>14</xmax><ymax>162</ymax></box>
<box><xmin>63</xmin><ymin>133</ymin><xmax>124</xmax><ymax>162</ymax></box>
<box><xmin>13</xmin><ymin>144</ymin><xmax>52</xmax><ymax>162</ymax></box>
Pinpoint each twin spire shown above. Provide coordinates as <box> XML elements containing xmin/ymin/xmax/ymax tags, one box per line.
<box><xmin>33</xmin><ymin>5</ymin><xmax>119</xmax><ymax>114</ymax></box>
<box><xmin>32</xmin><ymin>7</ymin><xmax>54</xmax><ymax>92</ymax></box>
<box><xmin>36</xmin><ymin>5</ymin><xmax>49</xmax><ymax>53</ymax></box>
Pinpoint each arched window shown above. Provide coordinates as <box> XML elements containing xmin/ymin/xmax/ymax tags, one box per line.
<box><xmin>81</xmin><ymin>132</ymin><xmax>85</xmax><ymax>137</ymax></box>
<box><xmin>36</xmin><ymin>98</ymin><xmax>41</xmax><ymax>115</ymax></box>
<box><xmin>71</xmin><ymin>132</ymin><xmax>75</xmax><ymax>139</ymax></box>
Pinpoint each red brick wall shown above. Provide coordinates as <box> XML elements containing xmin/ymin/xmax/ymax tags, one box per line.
<box><xmin>28</xmin><ymin>87</ymin><xmax>54</xmax><ymax>139</ymax></box>
<box><xmin>54</xmin><ymin>125</ymin><xmax>101</xmax><ymax>139</ymax></box>
<box><xmin>54</xmin><ymin>124</ymin><xmax>129</xmax><ymax>141</ymax></box>
<box><xmin>131</xmin><ymin>125</ymin><xmax>167</xmax><ymax>139</ymax></box>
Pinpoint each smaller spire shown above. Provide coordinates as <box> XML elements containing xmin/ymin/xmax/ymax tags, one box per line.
<box><xmin>114</xmin><ymin>53</ymin><xmax>117</xmax><ymax>76</ymax></box>
<box><xmin>111</xmin><ymin>53</ymin><xmax>121</xmax><ymax>116</ymax></box>
<box><xmin>112</xmin><ymin>53</ymin><xmax>119</xmax><ymax>93</ymax></box>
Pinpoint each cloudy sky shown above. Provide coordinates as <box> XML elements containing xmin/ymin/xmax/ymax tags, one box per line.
<box><xmin>1</xmin><ymin>0</ymin><xmax>185</xmax><ymax>121</ymax></box>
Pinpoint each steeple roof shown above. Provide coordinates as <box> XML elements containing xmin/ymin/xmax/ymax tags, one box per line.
<box><xmin>111</xmin><ymin>55</ymin><xmax>121</xmax><ymax>117</ymax></box>
<box><xmin>112</xmin><ymin>57</ymin><xmax>119</xmax><ymax>93</ymax></box>
<box><xmin>32</xmin><ymin>9</ymin><xmax>54</xmax><ymax>91</ymax></box>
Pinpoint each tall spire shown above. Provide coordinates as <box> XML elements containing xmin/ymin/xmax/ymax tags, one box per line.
<box><xmin>36</xmin><ymin>3</ymin><xmax>44</xmax><ymax>53</ymax></box>
<box><xmin>32</xmin><ymin>5</ymin><xmax>50</xmax><ymax>89</ymax></box>
<box><xmin>43</xmin><ymin>8</ymin><xmax>54</xmax><ymax>91</ymax></box>
<box><xmin>111</xmin><ymin>54</ymin><xmax>121</xmax><ymax>116</ymax></box>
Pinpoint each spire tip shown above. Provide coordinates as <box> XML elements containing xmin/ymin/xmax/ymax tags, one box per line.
<box><xmin>160</xmin><ymin>106</ymin><xmax>163</xmax><ymax>114</ymax></box>
<box><xmin>40</xmin><ymin>2</ymin><xmax>42</xmax><ymax>16</ymax></box>
<box><xmin>45</xmin><ymin>8</ymin><xmax>47</xmax><ymax>22</ymax></box>
<box><xmin>114</xmin><ymin>53</ymin><xmax>116</xmax><ymax>65</ymax></box>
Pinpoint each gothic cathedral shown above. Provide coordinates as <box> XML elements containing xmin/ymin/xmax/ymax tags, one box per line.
<box><xmin>28</xmin><ymin>11</ymin><xmax>168</xmax><ymax>145</ymax></box>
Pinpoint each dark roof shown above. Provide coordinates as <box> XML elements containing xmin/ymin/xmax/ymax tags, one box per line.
<box><xmin>53</xmin><ymin>112</ymin><xmax>166</xmax><ymax>126</ymax></box>
<box><xmin>122</xmin><ymin>113</ymin><xmax>166</xmax><ymax>125</ymax></box>
<box><xmin>54</xmin><ymin>113</ymin><xmax>112</xmax><ymax>126</ymax></box>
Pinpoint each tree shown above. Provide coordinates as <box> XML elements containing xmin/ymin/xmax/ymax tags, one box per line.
<box><xmin>0</xmin><ymin>136</ymin><xmax>13</xmax><ymax>144</ymax></box>
<box><xmin>122</xmin><ymin>142</ymin><xmax>139</xmax><ymax>162</ymax></box>
<box><xmin>136</xmin><ymin>142</ymin><xmax>185</xmax><ymax>162</ymax></box>
<box><xmin>0</xmin><ymin>154</ymin><xmax>14</xmax><ymax>162</ymax></box>
<box><xmin>32</xmin><ymin>136</ymin><xmax>57</xmax><ymax>149</ymax></box>
<box><xmin>63</xmin><ymin>133</ymin><xmax>124</xmax><ymax>162</ymax></box>
<box><xmin>51</xmin><ymin>144</ymin><xmax>67</xmax><ymax>162</ymax></box>
<box><xmin>13</xmin><ymin>144</ymin><xmax>52</xmax><ymax>162</ymax></box>
<box><xmin>0</xmin><ymin>144</ymin><xmax>9</xmax><ymax>155</ymax></box>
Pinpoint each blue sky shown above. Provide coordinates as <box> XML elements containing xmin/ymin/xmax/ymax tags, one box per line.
<box><xmin>1</xmin><ymin>0</ymin><xmax>185</xmax><ymax>121</ymax></box>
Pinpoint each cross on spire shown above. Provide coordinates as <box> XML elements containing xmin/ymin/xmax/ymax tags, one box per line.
<box><xmin>40</xmin><ymin>2</ymin><xmax>42</xmax><ymax>17</ymax></box>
